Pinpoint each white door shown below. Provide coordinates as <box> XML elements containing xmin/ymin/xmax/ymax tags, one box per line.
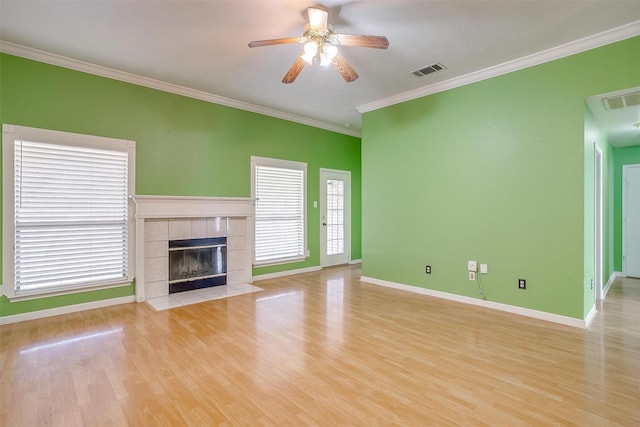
<box><xmin>623</xmin><ymin>164</ymin><xmax>640</xmax><ymax>278</ymax></box>
<box><xmin>320</xmin><ymin>169</ymin><xmax>350</xmax><ymax>267</ymax></box>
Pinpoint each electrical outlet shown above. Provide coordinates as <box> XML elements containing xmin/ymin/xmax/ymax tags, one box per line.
<box><xmin>425</xmin><ymin>265</ymin><xmax>431</xmax><ymax>274</ymax></box>
<box><xmin>469</xmin><ymin>271</ymin><xmax>476</xmax><ymax>281</ymax></box>
<box><xmin>518</xmin><ymin>279</ymin><xmax>526</xmax><ymax>290</ymax></box>
<box><xmin>468</xmin><ymin>260</ymin><xmax>477</xmax><ymax>272</ymax></box>
<box><xmin>480</xmin><ymin>263</ymin><xmax>488</xmax><ymax>274</ymax></box>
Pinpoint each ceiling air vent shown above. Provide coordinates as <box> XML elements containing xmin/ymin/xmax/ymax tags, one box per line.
<box><xmin>412</xmin><ymin>63</ymin><xmax>446</xmax><ymax>77</ymax></box>
<box><xmin>602</xmin><ymin>91</ymin><xmax>640</xmax><ymax>110</ymax></box>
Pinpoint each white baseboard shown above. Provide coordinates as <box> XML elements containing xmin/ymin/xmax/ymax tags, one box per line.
<box><xmin>584</xmin><ymin>305</ymin><xmax>598</xmax><ymax>329</ymax></box>
<box><xmin>253</xmin><ymin>266</ymin><xmax>322</xmax><ymax>282</ymax></box>
<box><xmin>360</xmin><ymin>276</ymin><xmax>588</xmax><ymax>329</ymax></box>
<box><xmin>349</xmin><ymin>259</ymin><xmax>362</xmax><ymax>265</ymax></box>
<box><xmin>603</xmin><ymin>271</ymin><xmax>621</xmax><ymax>298</ymax></box>
<box><xmin>0</xmin><ymin>295</ymin><xmax>136</xmax><ymax>325</ymax></box>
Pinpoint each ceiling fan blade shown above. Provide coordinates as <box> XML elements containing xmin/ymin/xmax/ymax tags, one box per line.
<box><xmin>282</xmin><ymin>56</ymin><xmax>307</xmax><ymax>84</ymax></box>
<box><xmin>248</xmin><ymin>37</ymin><xmax>302</xmax><ymax>48</ymax></box>
<box><xmin>307</xmin><ymin>7</ymin><xmax>328</xmax><ymax>32</ymax></box>
<box><xmin>335</xmin><ymin>34</ymin><xmax>389</xmax><ymax>49</ymax></box>
<box><xmin>332</xmin><ymin>55</ymin><xmax>359</xmax><ymax>83</ymax></box>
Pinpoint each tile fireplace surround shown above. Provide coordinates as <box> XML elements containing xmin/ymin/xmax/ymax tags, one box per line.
<box><xmin>132</xmin><ymin>195</ymin><xmax>254</xmax><ymax>302</ymax></box>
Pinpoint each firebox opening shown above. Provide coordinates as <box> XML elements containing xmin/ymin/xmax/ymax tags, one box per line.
<box><xmin>168</xmin><ymin>237</ymin><xmax>227</xmax><ymax>294</ymax></box>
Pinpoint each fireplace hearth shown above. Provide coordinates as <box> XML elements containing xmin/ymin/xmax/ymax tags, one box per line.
<box><xmin>168</xmin><ymin>237</ymin><xmax>226</xmax><ymax>293</ymax></box>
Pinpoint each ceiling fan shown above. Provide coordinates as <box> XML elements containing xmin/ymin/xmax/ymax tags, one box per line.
<box><xmin>248</xmin><ymin>7</ymin><xmax>389</xmax><ymax>84</ymax></box>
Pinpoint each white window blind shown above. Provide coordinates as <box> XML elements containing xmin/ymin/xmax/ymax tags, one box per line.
<box><xmin>253</xmin><ymin>157</ymin><xmax>307</xmax><ymax>265</ymax></box>
<box><xmin>13</xmin><ymin>139</ymin><xmax>129</xmax><ymax>294</ymax></box>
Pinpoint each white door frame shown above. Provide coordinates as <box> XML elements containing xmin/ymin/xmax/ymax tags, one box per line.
<box><xmin>622</xmin><ymin>164</ymin><xmax>640</xmax><ymax>278</ymax></box>
<box><xmin>594</xmin><ymin>144</ymin><xmax>603</xmax><ymax>301</ymax></box>
<box><xmin>320</xmin><ymin>168</ymin><xmax>351</xmax><ymax>267</ymax></box>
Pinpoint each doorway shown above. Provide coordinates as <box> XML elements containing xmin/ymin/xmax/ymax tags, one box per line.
<box><xmin>594</xmin><ymin>144</ymin><xmax>603</xmax><ymax>300</ymax></box>
<box><xmin>320</xmin><ymin>169</ymin><xmax>351</xmax><ymax>267</ymax></box>
<box><xmin>623</xmin><ymin>164</ymin><xmax>640</xmax><ymax>278</ymax></box>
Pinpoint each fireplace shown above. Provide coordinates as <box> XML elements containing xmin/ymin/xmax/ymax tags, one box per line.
<box><xmin>168</xmin><ymin>237</ymin><xmax>227</xmax><ymax>293</ymax></box>
<box><xmin>132</xmin><ymin>195</ymin><xmax>253</xmax><ymax>302</ymax></box>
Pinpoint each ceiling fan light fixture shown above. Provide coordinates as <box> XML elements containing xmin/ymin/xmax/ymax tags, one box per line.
<box><xmin>319</xmin><ymin>54</ymin><xmax>331</xmax><ymax>66</ymax></box>
<box><xmin>320</xmin><ymin>43</ymin><xmax>338</xmax><ymax>66</ymax></box>
<box><xmin>302</xmin><ymin>41</ymin><xmax>318</xmax><ymax>64</ymax></box>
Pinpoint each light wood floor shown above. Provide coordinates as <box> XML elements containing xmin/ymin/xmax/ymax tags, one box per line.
<box><xmin>1</xmin><ymin>265</ymin><xmax>639</xmax><ymax>426</ymax></box>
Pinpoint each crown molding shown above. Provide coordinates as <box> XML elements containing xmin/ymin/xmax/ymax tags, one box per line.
<box><xmin>357</xmin><ymin>20</ymin><xmax>640</xmax><ymax>114</ymax></box>
<box><xmin>0</xmin><ymin>41</ymin><xmax>361</xmax><ymax>138</ymax></box>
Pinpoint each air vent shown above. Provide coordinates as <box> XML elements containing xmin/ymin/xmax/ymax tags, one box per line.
<box><xmin>602</xmin><ymin>91</ymin><xmax>640</xmax><ymax>110</ymax></box>
<box><xmin>412</xmin><ymin>63</ymin><xmax>446</xmax><ymax>77</ymax></box>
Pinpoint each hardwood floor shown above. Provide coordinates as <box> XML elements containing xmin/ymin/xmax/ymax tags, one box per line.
<box><xmin>1</xmin><ymin>265</ymin><xmax>639</xmax><ymax>426</ymax></box>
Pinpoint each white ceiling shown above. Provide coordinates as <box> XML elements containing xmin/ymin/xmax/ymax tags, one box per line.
<box><xmin>1</xmin><ymin>1</ymin><xmax>639</xmax><ymax>142</ymax></box>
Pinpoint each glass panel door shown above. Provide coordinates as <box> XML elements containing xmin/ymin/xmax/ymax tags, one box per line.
<box><xmin>320</xmin><ymin>169</ymin><xmax>350</xmax><ymax>267</ymax></box>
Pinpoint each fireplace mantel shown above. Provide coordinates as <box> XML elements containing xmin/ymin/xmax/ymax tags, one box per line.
<box><xmin>132</xmin><ymin>195</ymin><xmax>254</xmax><ymax>219</ymax></box>
<box><xmin>132</xmin><ymin>195</ymin><xmax>255</xmax><ymax>302</ymax></box>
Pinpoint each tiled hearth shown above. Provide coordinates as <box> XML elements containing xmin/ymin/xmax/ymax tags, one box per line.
<box><xmin>133</xmin><ymin>195</ymin><xmax>258</xmax><ymax>305</ymax></box>
<box><xmin>146</xmin><ymin>282</ymin><xmax>263</xmax><ymax>311</ymax></box>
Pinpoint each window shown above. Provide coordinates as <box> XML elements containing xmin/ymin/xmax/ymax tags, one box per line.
<box><xmin>251</xmin><ymin>156</ymin><xmax>307</xmax><ymax>265</ymax></box>
<box><xmin>2</xmin><ymin>124</ymin><xmax>135</xmax><ymax>300</ymax></box>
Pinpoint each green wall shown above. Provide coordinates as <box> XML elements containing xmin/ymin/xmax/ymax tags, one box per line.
<box><xmin>362</xmin><ymin>37</ymin><xmax>639</xmax><ymax>320</ymax></box>
<box><xmin>0</xmin><ymin>53</ymin><xmax>361</xmax><ymax>317</ymax></box>
<box><xmin>612</xmin><ymin>145</ymin><xmax>640</xmax><ymax>271</ymax></box>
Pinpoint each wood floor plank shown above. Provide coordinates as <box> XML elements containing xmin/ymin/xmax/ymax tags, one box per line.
<box><xmin>1</xmin><ymin>265</ymin><xmax>639</xmax><ymax>425</ymax></box>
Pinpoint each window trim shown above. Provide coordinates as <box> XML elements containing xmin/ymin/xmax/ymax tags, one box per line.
<box><xmin>251</xmin><ymin>156</ymin><xmax>308</xmax><ymax>267</ymax></box>
<box><xmin>2</xmin><ymin>124</ymin><xmax>136</xmax><ymax>301</ymax></box>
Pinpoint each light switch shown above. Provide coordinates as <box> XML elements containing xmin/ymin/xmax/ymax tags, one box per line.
<box><xmin>480</xmin><ymin>264</ymin><xmax>488</xmax><ymax>274</ymax></box>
